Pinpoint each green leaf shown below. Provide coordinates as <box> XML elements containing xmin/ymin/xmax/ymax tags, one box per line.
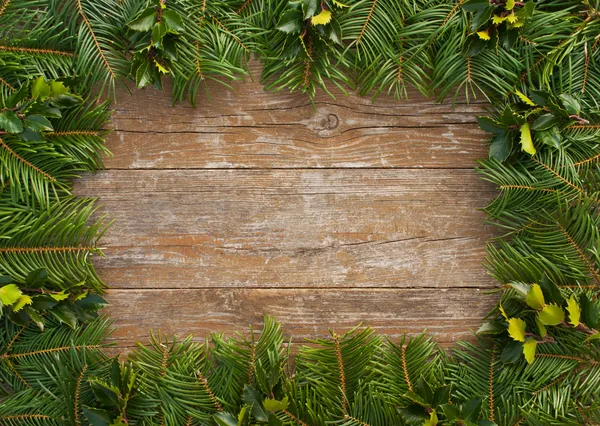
<box><xmin>471</xmin><ymin>6</ymin><xmax>493</xmax><ymax>31</ymax></box>
<box><xmin>328</xmin><ymin>18</ymin><xmax>342</xmax><ymax>45</ymax></box>
<box><xmin>0</xmin><ymin>284</ymin><xmax>22</xmax><ymax>306</ymax></box>
<box><xmin>559</xmin><ymin>94</ymin><xmax>580</xmax><ymax>115</ymax></box>
<box><xmin>162</xmin><ymin>36</ymin><xmax>177</xmax><ymax>61</ymax></box>
<box><xmin>5</xmin><ymin>83</ymin><xmax>29</xmax><ymax>108</ymax></box>
<box><xmin>26</xmin><ymin>269</ymin><xmax>48</xmax><ymax>287</ymax></box>
<box><xmin>27</xmin><ymin>307</ymin><xmax>45</xmax><ymax>331</ymax></box>
<box><xmin>584</xmin><ymin>333</ymin><xmax>600</xmax><ymax>343</ymax></box>
<box><xmin>525</xmin><ymin>284</ymin><xmax>545</xmax><ymax>310</ymax></box>
<box><xmin>508</xmin><ymin>281</ymin><xmax>531</xmax><ymax>299</ymax></box>
<box><xmin>508</xmin><ymin>317</ymin><xmax>526</xmax><ymax>342</ymax></box>
<box><xmin>25</xmin><ymin>115</ymin><xmax>53</xmax><ymax>132</ymax></box>
<box><xmin>580</xmin><ymin>293</ymin><xmax>599</xmax><ymax>328</ymax></box>
<box><xmin>489</xmin><ymin>132</ymin><xmax>511</xmax><ymax>162</ymax></box>
<box><xmin>242</xmin><ymin>385</ymin><xmax>268</xmax><ymax>422</ymax></box>
<box><xmin>51</xmin><ymin>304</ymin><xmax>78</xmax><ymax>328</ymax></box>
<box><xmin>462</xmin><ymin>397</ymin><xmax>483</xmax><ymax>422</ymax></box>
<box><xmin>477</xmin><ymin>320</ymin><xmax>506</xmax><ymax>335</ymax></box>
<box><xmin>302</xmin><ymin>0</ymin><xmax>318</xmax><ymax>19</ymax></box>
<box><xmin>477</xmin><ymin>116</ymin><xmax>506</xmax><ymax>134</ymax></box>
<box><xmin>135</xmin><ymin>60</ymin><xmax>155</xmax><ymax>89</ymax></box>
<box><xmin>31</xmin><ymin>76</ymin><xmax>51</xmax><ymax>100</ymax></box>
<box><xmin>152</xmin><ymin>22</ymin><xmax>167</xmax><ymax>48</ymax></box>
<box><xmin>538</xmin><ymin>303</ymin><xmax>565</xmax><ymax>326</ymax></box>
<box><xmin>90</xmin><ymin>380</ymin><xmax>121</xmax><ymax>409</ymax></box>
<box><xmin>432</xmin><ymin>386</ymin><xmax>450</xmax><ymax>408</ymax></box>
<box><xmin>523</xmin><ymin>339</ymin><xmax>536</xmax><ymax>364</ymax></box>
<box><xmin>82</xmin><ymin>406</ymin><xmax>113</xmax><ymax>426</ymax></box>
<box><xmin>536</xmin><ymin>126</ymin><xmax>561</xmax><ymax>149</ymax></box>
<box><xmin>276</xmin><ymin>9</ymin><xmax>303</xmax><ymax>34</ymax></box>
<box><xmin>462</xmin><ymin>0</ymin><xmax>490</xmax><ymax>12</ymax></box>
<box><xmin>0</xmin><ymin>110</ymin><xmax>24</xmax><ymax>133</ymax></box>
<box><xmin>531</xmin><ymin>114</ymin><xmax>559</xmax><ymax>131</ymax></box>
<box><xmin>128</xmin><ymin>7</ymin><xmax>157</xmax><ymax>32</ymax></box>
<box><xmin>529</xmin><ymin>90</ymin><xmax>550</xmax><ymax>107</ymax></box>
<box><xmin>567</xmin><ymin>295</ymin><xmax>580</xmax><ymax>327</ymax></box>
<box><xmin>76</xmin><ymin>294</ymin><xmax>108</xmax><ymax>311</ymax></box>
<box><xmin>162</xmin><ymin>9</ymin><xmax>185</xmax><ymax>32</ymax></box>
<box><xmin>49</xmin><ymin>81</ymin><xmax>69</xmax><ymax>97</ymax></box>
<box><xmin>515</xmin><ymin>90</ymin><xmax>535</xmax><ymax>106</ymax></box>
<box><xmin>519</xmin><ymin>122</ymin><xmax>536</xmax><ymax>155</ymax></box>
<box><xmin>51</xmin><ymin>94</ymin><xmax>83</xmax><ymax>108</ymax></box>
<box><xmin>440</xmin><ymin>403</ymin><xmax>460</xmax><ymax>421</ymax></box>
<box><xmin>263</xmin><ymin>396</ymin><xmax>289</xmax><ymax>411</ymax></box>
<box><xmin>213</xmin><ymin>412</ymin><xmax>238</xmax><ymax>426</ymax></box>
<box><xmin>540</xmin><ymin>275</ymin><xmax>563</xmax><ymax>304</ymax></box>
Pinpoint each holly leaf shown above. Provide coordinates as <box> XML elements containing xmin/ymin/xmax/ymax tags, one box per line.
<box><xmin>0</xmin><ymin>284</ymin><xmax>22</xmax><ymax>306</ymax></box>
<box><xmin>276</xmin><ymin>9</ymin><xmax>303</xmax><ymax>33</ymax></box>
<box><xmin>559</xmin><ymin>94</ymin><xmax>580</xmax><ymax>115</ymax></box>
<box><xmin>523</xmin><ymin>339</ymin><xmax>536</xmax><ymax>364</ymax></box>
<box><xmin>462</xmin><ymin>0</ymin><xmax>490</xmax><ymax>12</ymax></box>
<box><xmin>489</xmin><ymin>132</ymin><xmax>511</xmax><ymax>162</ymax></box>
<box><xmin>13</xmin><ymin>295</ymin><xmax>32</xmax><ymax>312</ymax></box>
<box><xmin>584</xmin><ymin>333</ymin><xmax>600</xmax><ymax>343</ymax></box>
<box><xmin>26</xmin><ymin>269</ymin><xmax>48</xmax><ymax>287</ymax></box>
<box><xmin>567</xmin><ymin>295</ymin><xmax>580</xmax><ymax>327</ymax></box>
<box><xmin>508</xmin><ymin>317</ymin><xmax>526</xmax><ymax>342</ymax></box>
<box><xmin>162</xmin><ymin>10</ymin><xmax>185</xmax><ymax>33</ymax></box>
<box><xmin>580</xmin><ymin>293</ymin><xmax>599</xmax><ymax>328</ymax></box>
<box><xmin>531</xmin><ymin>114</ymin><xmax>559</xmax><ymax>131</ymax></box>
<box><xmin>535</xmin><ymin>317</ymin><xmax>547</xmax><ymax>338</ymax></box>
<box><xmin>470</xmin><ymin>6</ymin><xmax>493</xmax><ymax>31</ymax></box>
<box><xmin>519</xmin><ymin>122</ymin><xmax>536</xmax><ymax>155</ymax></box>
<box><xmin>477</xmin><ymin>116</ymin><xmax>506</xmax><ymax>134</ymax></box>
<box><xmin>525</xmin><ymin>284</ymin><xmax>545</xmax><ymax>310</ymax></box>
<box><xmin>31</xmin><ymin>76</ymin><xmax>51</xmax><ymax>100</ymax></box>
<box><xmin>128</xmin><ymin>7</ymin><xmax>157</xmax><ymax>32</ymax></box>
<box><xmin>82</xmin><ymin>406</ymin><xmax>113</xmax><ymax>426</ymax></box>
<box><xmin>0</xmin><ymin>110</ymin><xmax>23</xmax><ymax>133</ymax></box>
<box><xmin>536</xmin><ymin>126</ymin><xmax>561</xmax><ymax>149</ymax></box>
<box><xmin>515</xmin><ymin>90</ymin><xmax>535</xmax><ymax>106</ymax></box>
<box><xmin>476</xmin><ymin>320</ymin><xmax>506</xmax><ymax>335</ymax></box>
<box><xmin>25</xmin><ymin>115</ymin><xmax>53</xmax><ymax>132</ymax></box>
<box><xmin>538</xmin><ymin>303</ymin><xmax>565</xmax><ymax>326</ymax></box>
<box><xmin>311</xmin><ymin>9</ymin><xmax>332</xmax><ymax>26</ymax></box>
<box><xmin>50</xmin><ymin>291</ymin><xmax>70</xmax><ymax>301</ymax></box>
<box><xmin>51</xmin><ymin>304</ymin><xmax>78</xmax><ymax>328</ymax></box>
<box><xmin>264</xmin><ymin>396</ymin><xmax>289</xmax><ymax>411</ymax></box>
<box><xmin>90</xmin><ymin>380</ymin><xmax>121</xmax><ymax>409</ymax></box>
<box><xmin>49</xmin><ymin>81</ymin><xmax>69</xmax><ymax>97</ymax></box>
<box><xmin>302</xmin><ymin>0</ymin><xmax>318</xmax><ymax>19</ymax></box>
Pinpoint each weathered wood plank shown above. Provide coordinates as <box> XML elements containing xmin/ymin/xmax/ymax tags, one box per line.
<box><xmin>74</xmin><ymin>169</ymin><xmax>497</xmax><ymax>289</ymax></box>
<box><xmin>105</xmin><ymin>288</ymin><xmax>497</xmax><ymax>348</ymax></box>
<box><xmin>106</xmin><ymin>64</ymin><xmax>488</xmax><ymax>169</ymax></box>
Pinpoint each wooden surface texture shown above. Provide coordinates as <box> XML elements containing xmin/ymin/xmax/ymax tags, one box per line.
<box><xmin>73</xmin><ymin>65</ymin><xmax>499</xmax><ymax>351</ymax></box>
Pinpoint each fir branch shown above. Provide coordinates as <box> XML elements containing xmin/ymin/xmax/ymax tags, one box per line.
<box><xmin>0</xmin><ymin>45</ymin><xmax>74</xmax><ymax>57</ymax></box>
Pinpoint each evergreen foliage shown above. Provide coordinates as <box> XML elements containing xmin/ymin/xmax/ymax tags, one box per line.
<box><xmin>1</xmin><ymin>0</ymin><xmax>600</xmax><ymax>424</ymax></box>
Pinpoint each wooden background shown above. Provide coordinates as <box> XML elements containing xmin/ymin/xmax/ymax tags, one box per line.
<box><xmin>73</xmin><ymin>65</ymin><xmax>499</xmax><ymax>352</ymax></box>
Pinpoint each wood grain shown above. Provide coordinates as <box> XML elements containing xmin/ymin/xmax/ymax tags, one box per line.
<box><xmin>105</xmin><ymin>288</ymin><xmax>497</xmax><ymax>348</ymax></box>
<box><xmin>74</xmin><ymin>169</ymin><xmax>497</xmax><ymax>289</ymax></box>
<box><xmin>76</xmin><ymin>68</ymin><xmax>499</xmax><ymax>352</ymax></box>
<box><xmin>106</xmin><ymin>63</ymin><xmax>488</xmax><ymax>170</ymax></box>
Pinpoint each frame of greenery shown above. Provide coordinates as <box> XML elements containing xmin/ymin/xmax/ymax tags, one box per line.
<box><xmin>1</xmin><ymin>0</ymin><xmax>600</xmax><ymax>424</ymax></box>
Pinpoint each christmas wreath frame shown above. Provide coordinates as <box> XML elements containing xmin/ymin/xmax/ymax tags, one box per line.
<box><xmin>1</xmin><ymin>0</ymin><xmax>600</xmax><ymax>424</ymax></box>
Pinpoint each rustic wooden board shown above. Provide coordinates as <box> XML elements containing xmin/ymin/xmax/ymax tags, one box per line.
<box><xmin>73</xmin><ymin>68</ymin><xmax>499</xmax><ymax>352</ymax></box>
<box><xmin>76</xmin><ymin>169</ymin><xmax>496</xmax><ymax>289</ymax></box>
<box><xmin>105</xmin><ymin>288</ymin><xmax>497</xmax><ymax>349</ymax></box>
<box><xmin>105</xmin><ymin>63</ymin><xmax>488</xmax><ymax>170</ymax></box>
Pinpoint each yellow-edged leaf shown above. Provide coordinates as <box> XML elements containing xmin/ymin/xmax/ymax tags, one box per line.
<box><xmin>538</xmin><ymin>303</ymin><xmax>565</xmax><ymax>326</ymax></box>
<box><xmin>508</xmin><ymin>318</ymin><xmax>527</xmax><ymax>342</ymax></box>
<box><xmin>492</xmin><ymin>15</ymin><xmax>507</xmax><ymax>25</ymax></box>
<box><xmin>507</xmin><ymin>12</ymin><xmax>518</xmax><ymax>23</ymax></box>
<box><xmin>535</xmin><ymin>317</ymin><xmax>547</xmax><ymax>338</ymax></box>
<box><xmin>506</xmin><ymin>0</ymin><xmax>515</xmax><ymax>9</ymax></box>
<box><xmin>515</xmin><ymin>90</ymin><xmax>535</xmax><ymax>106</ymax></box>
<box><xmin>50</xmin><ymin>291</ymin><xmax>70</xmax><ymax>301</ymax></box>
<box><xmin>567</xmin><ymin>295</ymin><xmax>581</xmax><ymax>327</ymax></box>
<box><xmin>424</xmin><ymin>410</ymin><xmax>438</xmax><ymax>426</ymax></box>
<box><xmin>0</xmin><ymin>284</ymin><xmax>22</xmax><ymax>306</ymax></box>
<box><xmin>525</xmin><ymin>284</ymin><xmax>545</xmax><ymax>310</ymax></box>
<box><xmin>311</xmin><ymin>10</ymin><xmax>332</xmax><ymax>26</ymax></box>
<box><xmin>520</xmin><ymin>122</ymin><xmax>536</xmax><ymax>155</ymax></box>
<box><xmin>523</xmin><ymin>339</ymin><xmax>537</xmax><ymax>364</ymax></box>
<box><xmin>477</xmin><ymin>31</ymin><xmax>491</xmax><ymax>41</ymax></box>
<box><xmin>499</xmin><ymin>304</ymin><xmax>509</xmax><ymax>320</ymax></box>
<box><xmin>332</xmin><ymin>0</ymin><xmax>349</xmax><ymax>7</ymax></box>
<box><xmin>13</xmin><ymin>295</ymin><xmax>32</xmax><ymax>312</ymax></box>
